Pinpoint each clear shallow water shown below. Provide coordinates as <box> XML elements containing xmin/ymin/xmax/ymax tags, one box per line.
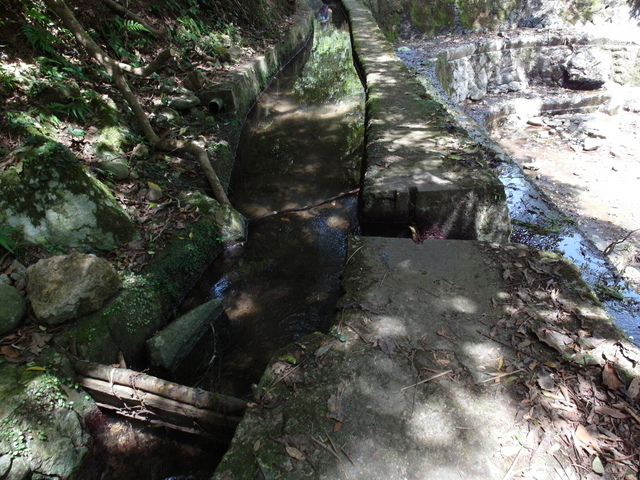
<box><xmin>182</xmin><ymin>4</ymin><xmax>365</xmax><ymax>396</ymax></box>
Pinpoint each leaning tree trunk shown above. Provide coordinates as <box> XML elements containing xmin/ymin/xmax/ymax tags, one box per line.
<box><xmin>41</xmin><ymin>0</ymin><xmax>231</xmax><ymax>206</ymax></box>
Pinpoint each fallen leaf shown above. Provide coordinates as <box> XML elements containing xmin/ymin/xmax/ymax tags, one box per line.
<box><xmin>315</xmin><ymin>343</ymin><xmax>333</xmax><ymax>359</ymax></box>
<box><xmin>594</xmin><ymin>405</ymin><xmax>627</xmax><ymax>419</ymax></box>
<box><xmin>592</xmin><ymin>456</ymin><xmax>605</xmax><ymax>475</ymax></box>
<box><xmin>333</xmin><ymin>421</ymin><xmax>342</xmax><ymax>432</ymax></box>
<box><xmin>253</xmin><ymin>440</ymin><xmax>261</xmax><ymax>452</ymax></box>
<box><xmin>277</xmin><ymin>353</ymin><xmax>297</xmax><ymax>365</ymax></box>
<box><xmin>602</xmin><ymin>362</ymin><xmax>623</xmax><ymax>391</ymax></box>
<box><xmin>537</xmin><ymin>372</ymin><xmax>555</xmax><ymax>391</ymax></box>
<box><xmin>327</xmin><ymin>382</ymin><xmax>346</xmax><ymax>422</ymax></box>
<box><xmin>628</xmin><ymin>376</ymin><xmax>640</xmax><ymax>399</ymax></box>
<box><xmin>378</xmin><ymin>337</ymin><xmax>395</xmax><ymax>357</ymax></box>
<box><xmin>574</xmin><ymin>424</ymin><xmax>601</xmax><ymax>453</ymax></box>
<box><xmin>536</xmin><ymin>327</ymin><xmax>573</xmax><ymax>353</ymax></box>
<box><xmin>25</xmin><ymin>366</ymin><xmax>46</xmax><ymax>372</ymax></box>
<box><xmin>285</xmin><ymin>446</ymin><xmax>306</xmax><ymax>461</ymax></box>
<box><xmin>0</xmin><ymin>345</ymin><xmax>20</xmax><ymax>357</ymax></box>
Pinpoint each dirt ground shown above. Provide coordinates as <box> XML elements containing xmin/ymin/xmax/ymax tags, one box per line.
<box><xmin>479</xmin><ymin>95</ymin><xmax>640</xmax><ymax>283</ymax></box>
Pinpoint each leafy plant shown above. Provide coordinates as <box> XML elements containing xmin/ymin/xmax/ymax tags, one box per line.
<box><xmin>0</xmin><ymin>227</ymin><xmax>19</xmax><ymax>255</ymax></box>
<box><xmin>21</xmin><ymin>24</ymin><xmax>61</xmax><ymax>60</ymax></box>
<box><xmin>46</xmin><ymin>97</ymin><xmax>92</xmax><ymax>124</ymax></box>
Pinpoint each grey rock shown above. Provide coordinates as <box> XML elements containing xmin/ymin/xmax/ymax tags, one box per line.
<box><xmin>130</xmin><ymin>142</ymin><xmax>149</xmax><ymax>159</ymax></box>
<box><xmin>97</xmin><ymin>160</ymin><xmax>129</xmax><ymax>180</ymax></box>
<box><xmin>26</xmin><ymin>253</ymin><xmax>121</xmax><ymax>325</ymax></box>
<box><xmin>183</xmin><ymin>70</ymin><xmax>207</xmax><ymax>91</ymax></box>
<box><xmin>0</xmin><ymin>139</ymin><xmax>138</xmax><ymax>249</ymax></box>
<box><xmin>563</xmin><ymin>48</ymin><xmax>610</xmax><ymax>91</ymax></box>
<box><xmin>146</xmin><ymin>298</ymin><xmax>223</xmax><ymax>371</ymax></box>
<box><xmin>583</xmin><ymin>137</ymin><xmax>600</xmax><ymax>151</ymax></box>
<box><xmin>0</xmin><ymin>284</ymin><xmax>26</xmax><ymax>335</ymax></box>
<box><xmin>0</xmin><ymin>358</ymin><xmax>93</xmax><ymax>480</ymax></box>
<box><xmin>168</xmin><ymin>95</ymin><xmax>201</xmax><ymax>110</ymax></box>
<box><xmin>527</xmin><ymin>116</ymin><xmax>545</xmax><ymax>126</ymax></box>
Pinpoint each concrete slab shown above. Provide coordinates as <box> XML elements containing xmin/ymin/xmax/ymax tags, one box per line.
<box><xmin>213</xmin><ymin>238</ymin><xmax>640</xmax><ymax>479</ymax></box>
<box><xmin>343</xmin><ymin>0</ymin><xmax>510</xmax><ymax>242</ymax></box>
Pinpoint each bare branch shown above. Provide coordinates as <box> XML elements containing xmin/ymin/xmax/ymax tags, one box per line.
<box><xmin>102</xmin><ymin>0</ymin><xmax>164</xmax><ymax>35</ymax></box>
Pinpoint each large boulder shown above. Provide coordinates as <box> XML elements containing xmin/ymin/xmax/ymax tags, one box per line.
<box><xmin>0</xmin><ymin>137</ymin><xmax>138</xmax><ymax>250</ymax></box>
<box><xmin>563</xmin><ymin>48</ymin><xmax>610</xmax><ymax>90</ymax></box>
<box><xmin>0</xmin><ymin>354</ymin><xmax>94</xmax><ymax>480</ymax></box>
<box><xmin>0</xmin><ymin>284</ymin><xmax>26</xmax><ymax>335</ymax></box>
<box><xmin>26</xmin><ymin>253</ymin><xmax>121</xmax><ymax>325</ymax></box>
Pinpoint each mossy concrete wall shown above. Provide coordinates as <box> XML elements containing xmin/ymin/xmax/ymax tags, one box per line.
<box><xmin>344</xmin><ymin>0</ymin><xmax>510</xmax><ymax>242</ymax></box>
<box><xmin>362</xmin><ymin>0</ymin><xmax>640</xmax><ymax>38</ymax></box>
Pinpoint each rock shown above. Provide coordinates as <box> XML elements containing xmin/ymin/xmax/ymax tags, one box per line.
<box><xmin>130</xmin><ymin>142</ymin><xmax>149</xmax><ymax>159</ymax></box>
<box><xmin>145</xmin><ymin>185</ymin><xmax>163</xmax><ymax>201</ymax></box>
<box><xmin>527</xmin><ymin>116</ymin><xmax>545</xmax><ymax>126</ymax></box>
<box><xmin>168</xmin><ymin>95</ymin><xmax>201</xmax><ymax>110</ymax></box>
<box><xmin>0</xmin><ymin>138</ymin><xmax>138</xmax><ymax>249</ymax></box>
<box><xmin>26</xmin><ymin>253</ymin><xmax>121</xmax><ymax>325</ymax></box>
<box><xmin>583</xmin><ymin>137</ymin><xmax>600</xmax><ymax>151</ymax></box>
<box><xmin>563</xmin><ymin>48</ymin><xmax>610</xmax><ymax>91</ymax></box>
<box><xmin>0</xmin><ymin>358</ymin><xmax>93</xmax><ymax>480</ymax></box>
<box><xmin>146</xmin><ymin>298</ymin><xmax>223</xmax><ymax>371</ymax></box>
<box><xmin>183</xmin><ymin>70</ymin><xmax>207</xmax><ymax>91</ymax></box>
<box><xmin>97</xmin><ymin>160</ymin><xmax>129</xmax><ymax>180</ymax></box>
<box><xmin>0</xmin><ymin>284</ymin><xmax>26</xmax><ymax>335</ymax></box>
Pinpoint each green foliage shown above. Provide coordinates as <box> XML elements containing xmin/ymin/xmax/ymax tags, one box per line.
<box><xmin>21</xmin><ymin>24</ymin><xmax>62</xmax><ymax>60</ymax></box>
<box><xmin>0</xmin><ymin>226</ymin><xmax>19</xmax><ymax>254</ymax></box>
<box><xmin>45</xmin><ymin>97</ymin><xmax>92</xmax><ymax>124</ymax></box>
<box><xmin>0</xmin><ymin>66</ymin><xmax>19</xmax><ymax>94</ymax></box>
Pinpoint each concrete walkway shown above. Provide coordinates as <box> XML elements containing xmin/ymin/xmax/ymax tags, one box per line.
<box><xmin>214</xmin><ymin>238</ymin><xmax>639</xmax><ymax>479</ymax></box>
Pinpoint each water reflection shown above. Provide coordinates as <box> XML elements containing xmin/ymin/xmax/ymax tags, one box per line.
<box><xmin>184</xmin><ymin>6</ymin><xmax>365</xmax><ymax>396</ymax></box>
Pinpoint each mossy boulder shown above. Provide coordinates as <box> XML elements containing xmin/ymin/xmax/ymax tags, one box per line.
<box><xmin>0</xmin><ymin>284</ymin><xmax>26</xmax><ymax>335</ymax></box>
<box><xmin>0</xmin><ymin>355</ymin><xmax>94</xmax><ymax>480</ymax></box>
<box><xmin>0</xmin><ymin>137</ymin><xmax>138</xmax><ymax>250</ymax></box>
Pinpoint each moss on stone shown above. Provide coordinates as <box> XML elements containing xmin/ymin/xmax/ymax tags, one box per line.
<box><xmin>0</xmin><ymin>137</ymin><xmax>138</xmax><ymax>249</ymax></box>
<box><xmin>409</xmin><ymin>0</ymin><xmax>456</xmax><ymax>35</ymax></box>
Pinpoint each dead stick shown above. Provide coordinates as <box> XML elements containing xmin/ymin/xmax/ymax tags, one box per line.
<box><xmin>312</xmin><ymin>437</ymin><xmax>344</xmax><ymax>464</ymax></box>
<box><xmin>476</xmin><ymin>368</ymin><xmax>525</xmax><ymax>384</ymax></box>
<box><xmin>248</xmin><ymin>188</ymin><xmax>360</xmax><ymax>222</ymax></box>
<box><xmin>400</xmin><ymin>370</ymin><xmax>452</xmax><ymax>392</ymax></box>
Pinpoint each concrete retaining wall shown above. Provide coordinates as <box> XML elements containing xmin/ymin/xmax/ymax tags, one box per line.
<box><xmin>343</xmin><ymin>0</ymin><xmax>511</xmax><ymax>242</ymax></box>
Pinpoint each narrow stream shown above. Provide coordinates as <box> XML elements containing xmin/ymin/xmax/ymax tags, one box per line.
<box><xmin>182</xmin><ymin>1</ymin><xmax>365</xmax><ymax>397</ymax></box>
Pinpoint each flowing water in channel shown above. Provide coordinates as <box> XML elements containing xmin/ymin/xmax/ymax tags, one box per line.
<box><xmin>183</xmin><ymin>4</ymin><xmax>365</xmax><ymax>397</ymax></box>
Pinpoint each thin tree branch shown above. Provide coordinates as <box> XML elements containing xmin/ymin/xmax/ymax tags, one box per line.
<box><xmin>248</xmin><ymin>188</ymin><xmax>360</xmax><ymax>222</ymax></box>
<box><xmin>102</xmin><ymin>0</ymin><xmax>164</xmax><ymax>35</ymax></box>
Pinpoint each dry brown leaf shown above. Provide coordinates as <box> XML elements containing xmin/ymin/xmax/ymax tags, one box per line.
<box><xmin>602</xmin><ymin>362</ymin><xmax>624</xmax><ymax>391</ymax></box>
<box><xmin>594</xmin><ymin>405</ymin><xmax>628</xmax><ymax>419</ymax></box>
<box><xmin>0</xmin><ymin>345</ymin><xmax>20</xmax><ymax>357</ymax></box>
<box><xmin>333</xmin><ymin>421</ymin><xmax>342</xmax><ymax>432</ymax></box>
<box><xmin>574</xmin><ymin>424</ymin><xmax>601</xmax><ymax>453</ymax></box>
<box><xmin>285</xmin><ymin>446</ymin><xmax>306</xmax><ymax>461</ymax></box>
<box><xmin>628</xmin><ymin>377</ymin><xmax>640</xmax><ymax>399</ymax></box>
<box><xmin>253</xmin><ymin>440</ymin><xmax>261</xmax><ymax>452</ymax></box>
<box><xmin>536</xmin><ymin>327</ymin><xmax>574</xmax><ymax>353</ymax></box>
